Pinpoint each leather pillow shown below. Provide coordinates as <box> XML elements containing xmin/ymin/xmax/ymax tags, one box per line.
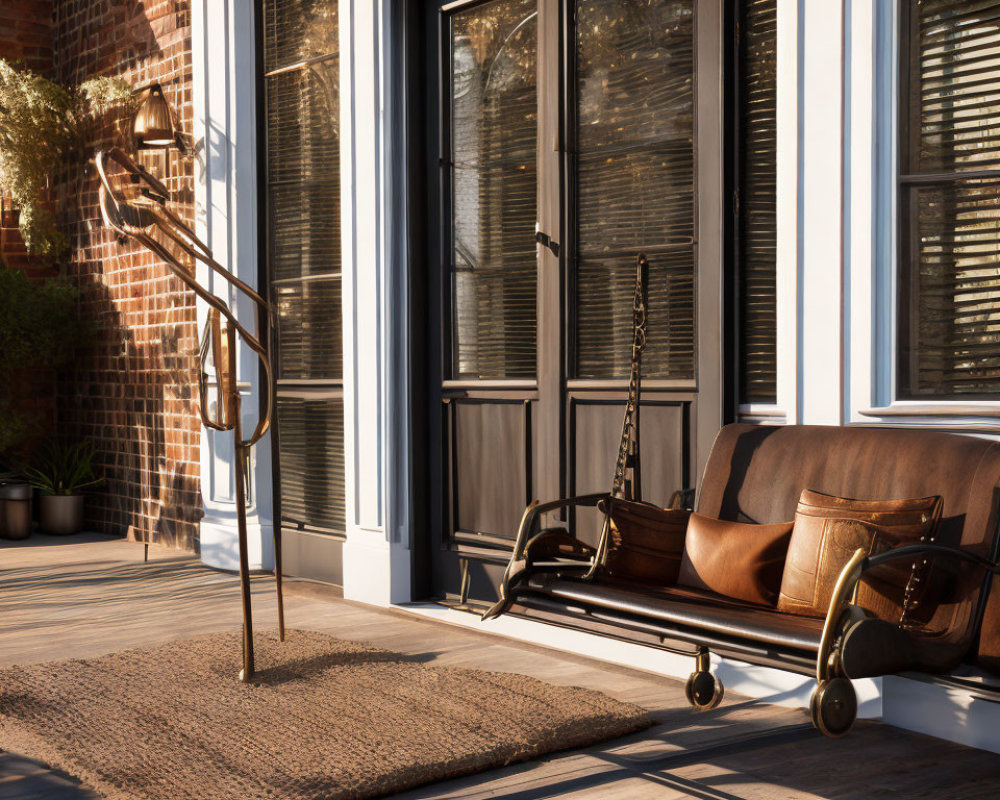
<box><xmin>777</xmin><ymin>490</ymin><xmax>943</xmax><ymax>620</ymax></box>
<box><xmin>601</xmin><ymin>498</ymin><xmax>690</xmax><ymax>585</ymax></box>
<box><xmin>677</xmin><ymin>513</ymin><xmax>793</xmax><ymax>606</ymax></box>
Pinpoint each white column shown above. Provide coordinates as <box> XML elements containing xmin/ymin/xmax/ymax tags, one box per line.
<box><xmin>774</xmin><ymin>0</ymin><xmax>800</xmax><ymax>424</ymax></box>
<box><xmin>191</xmin><ymin>0</ymin><xmax>275</xmax><ymax>571</ymax></box>
<box><xmin>798</xmin><ymin>0</ymin><xmax>846</xmax><ymax>425</ymax></box>
<box><xmin>339</xmin><ymin>0</ymin><xmax>412</xmax><ymax>605</ymax></box>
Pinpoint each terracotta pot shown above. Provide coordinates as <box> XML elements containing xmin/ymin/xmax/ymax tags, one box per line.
<box><xmin>39</xmin><ymin>494</ymin><xmax>84</xmax><ymax>535</ymax></box>
<box><xmin>0</xmin><ymin>483</ymin><xmax>33</xmax><ymax>540</ymax></box>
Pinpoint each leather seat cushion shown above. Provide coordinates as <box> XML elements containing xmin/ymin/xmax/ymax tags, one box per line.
<box><xmin>678</xmin><ymin>513</ymin><xmax>793</xmax><ymax>606</ymax></box>
<box><xmin>527</xmin><ymin>576</ymin><xmax>824</xmax><ymax>652</ymax></box>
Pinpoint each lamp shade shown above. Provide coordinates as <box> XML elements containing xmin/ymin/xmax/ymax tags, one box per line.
<box><xmin>133</xmin><ymin>84</ymin><xmax>175</xmax><ymax>148</ymax></box>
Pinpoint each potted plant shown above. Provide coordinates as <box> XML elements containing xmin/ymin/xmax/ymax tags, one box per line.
<box><xmin>22</xmin><ymin>440</ymin><xmax>103</xmax><ymax>535</ymax></box>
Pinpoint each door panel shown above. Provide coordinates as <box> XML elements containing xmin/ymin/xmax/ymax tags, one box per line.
<box><xmin>570</xmin><ymin>398</ymin><xmax>690</xmax><ymax>546</ymax></box>
<box><xmin>450</xmin><ymin>399</ymin><xmax>531</xmax><ymax>540</ymax></box>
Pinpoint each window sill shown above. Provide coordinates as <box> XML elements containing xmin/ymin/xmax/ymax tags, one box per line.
<box><xmin>857</xmin><ymin>405</ymin><xmax>1000</xmax><ymax>433</ymax></box>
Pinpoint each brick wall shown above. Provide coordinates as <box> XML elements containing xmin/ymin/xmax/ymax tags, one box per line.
<box><xmin>52</xmin><ymin>1</ymin><xmax>201</xmax><ymax>550</ymax></box>
<box><xmin>1</xmin><ymin>2</ymin><xmax>202</xmax><ymax>550</ymax></box>
<box><xmin>0</xmin><ymin>0</ymin><xmax>54</xmax><ymax>76</ymax></box>
<box><xmin>1</xmin><ymin>1</ymin><xmax>59</xmax><ymax>467</ymax></box>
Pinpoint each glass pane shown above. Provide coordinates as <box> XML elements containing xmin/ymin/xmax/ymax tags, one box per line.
<box><xmin>575</xmin><ymin>0</ymin><xmax>696</xmax><ymax>379</ymax></box>
<box><xmin>450</xmin><ymin>0</ymin><xmax>537</xmax><ymax>379</ymax></box>
<box><xmin>903</xmin><ymin>180</ymin><xmax>1000</xmax><ymax>396</ymax></box>
<box><xmin>276</xmin><ymin>397</ymin><xmax>345</xmax><ymax>531</ymax></box>
<box><xmin>276</xmin><ymin>278</ymin><xmax>343</xmax><ymax>380</ymax></box>
<box><xmin>264</xmin><ymin>1</ymin><xmax>344</xmax><ymax>538</ymax></box>
<box><xmin>916</xmin><ymin>0</ymin><xmax>1000</xmax><ymax>172</ymax></box>
<box><xmin>263</xmin><ymin>0</ymin><xmax>338</xmax><ymax>73</ymax></box>
<box><xmin>740</xmin><ymin>0</ymin><xmax>778</xmax><ymax>403</ymax></box>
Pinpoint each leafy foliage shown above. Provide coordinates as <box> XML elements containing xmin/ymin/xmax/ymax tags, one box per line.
<box><xmin>21</xmin><ymin>440</ymin><xmax>103</xmax><ymax>496</ymax></box>
<box><xmin>0</xmin><ymin>60</ymin><xmax>134</xmax><ymax>258</ymax></box>
<box><xmin>0</xmin><ymin>266</ymin><xmax>88</xmax><ymax>456</ymax></box>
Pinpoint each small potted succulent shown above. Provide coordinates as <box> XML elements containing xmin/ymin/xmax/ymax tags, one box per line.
<box><xmin>22</xmin><ymin>440</ymin><xmax>102</xmax><ymax>535</ymax></box>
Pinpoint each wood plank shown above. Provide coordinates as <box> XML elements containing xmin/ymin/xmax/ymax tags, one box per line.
<box><xmin>1</xmin><ymin>533</ymin><xmax>997</xmax><ymax>800</ymax></box>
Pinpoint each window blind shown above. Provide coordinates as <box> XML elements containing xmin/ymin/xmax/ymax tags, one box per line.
<box><xmin>449</xmin><ymin>0</ymin><xmax>538</xmax><ymax>380</ymax></box>
<box><xmin>264</xmin><ymin>0</ymin><xmax>345</xmax><ymax>533</ymax></box>
<box><xmin>899</xmin><ymin>0</ymin><xmax>1000</xmax><ymax>397</ymax></box>
<box><xmin>574</xmin><ymin>0</ymin><xmax>696</xmax><ymax>380</ymax></box>
<box><xmin>739</xmin><ymin>0</ymin><xmax>777</xmax><ymax>404</ymax></box>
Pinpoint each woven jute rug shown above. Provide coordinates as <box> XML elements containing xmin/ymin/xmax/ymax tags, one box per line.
<box><xmin>0</xmin><ymin>629</ymin><xmax>653</xmax><ymax>800</ymax></box>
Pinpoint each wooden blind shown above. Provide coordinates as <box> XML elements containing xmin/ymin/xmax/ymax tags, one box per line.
<box><xmin>574</xmin><ymin>0</ymin><xmax>696</xmax><ymax>380</ymax></box>
<box><xmin>449</xmin><ymin>0</ymin><xmax>538</xmax><ymax>380</ymax></box>
<box><xmin>263</xmin><ymin>0</ymin><xmax>345</xmax><ymax>532</ymax></box>
<box><xmin>739</xmin><ymin>0</ymin><xmax>777</xmax><ymax>404</ymax></box>
<box><xmin>899</xmin><ymin>0</ymin><xmax>1000</xmax><ymax>397</ymax></box>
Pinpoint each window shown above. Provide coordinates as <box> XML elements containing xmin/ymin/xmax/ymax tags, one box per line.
<box><xmin>262</xmin><ymin>0</ymin><xmax>345</xmax><ymax>532</ymax></box>
<box><xmin>448</xmin><ymin>0</ymin><xmax>538</xmax><ymax>380</ymax></box>
<box><xmin>738</xmin><ymin>0</ymin><xmax>777</xmax><ymax>404</ymax></box>
<box><xmin>898</xmin><ymin>0</ymin><xmax>1000</xmax><ymax>398</ymax></box>
<box><xmin>574</xmin><ymin>0</ymin><xmax>696</xmax><ymax>380</ymax></box>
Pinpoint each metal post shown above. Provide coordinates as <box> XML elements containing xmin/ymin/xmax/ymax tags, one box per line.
<box><xmin>229</xmin><ymin>324</ymin><xmax>255</xmax><ymax>683</ymax></box>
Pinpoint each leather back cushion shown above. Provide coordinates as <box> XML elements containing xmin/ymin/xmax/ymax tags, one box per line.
<box><xmin>696</xmin><ymin>424</ymin><xmax>1000</xmax><ymax>667</ymax></box>
<box><xmin>677</xmin><ymin>513</ymin><xmax>793</xmax><ymax>606</ymax></box>
<box><xmin>603</xmin><ymin>499</ymin><xmax>690</xmax><ymax>585</ymax></box>
<box><xmin>776</xmin><ymin>490</ymin><xmax>942</xmax><ymax>620</ymax></box>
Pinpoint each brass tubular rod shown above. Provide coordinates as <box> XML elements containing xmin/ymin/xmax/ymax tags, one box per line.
<box><xmin>230</xmin><ymin>323</ymin><xmax>255</xmax><ymax>683</ymax></box>
<box><xmin>95</xmin><ymin>146</ymin><xmax>284</xmax><ymax>681</ymax></box>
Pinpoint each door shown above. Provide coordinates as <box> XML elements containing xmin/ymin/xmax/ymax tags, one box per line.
<box><xmin>429</xmin><ymin>0</ymin><xmax>724</xmax><ymax>605</ymax></box>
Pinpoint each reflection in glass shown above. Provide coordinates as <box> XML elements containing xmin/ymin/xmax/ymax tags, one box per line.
<box><xmin>575</xmin><ymin>0</ymin><xmax>695</xmax><ymax>380</ymax></box>
<box><xmin>450</xmin><ymin>0</ymin><xmax>538</xmax><ymax>379</ymax></box>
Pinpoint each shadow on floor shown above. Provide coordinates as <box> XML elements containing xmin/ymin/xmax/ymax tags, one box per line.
<box><xmin>0</xmin><ymin>752</ymin><xmax>96</xmax><ymax>800</ymax></box>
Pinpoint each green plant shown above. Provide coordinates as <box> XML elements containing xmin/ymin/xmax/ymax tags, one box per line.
<box><xmin>0</xmin><ymin>266</ymin><xmax>89</xmax><ymax>456</ymax></box>
<box><xmin>21</xmin><ymin>440</ymin><xmax>103</xmax><ymax>496</ymax></box>
<box><xmin>0</xmin><ymin>60</ymin><xmax>133</xmax><ymax>258</ymax></box>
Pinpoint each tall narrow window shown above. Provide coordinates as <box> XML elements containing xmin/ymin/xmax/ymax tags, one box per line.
<box><xmin>899</xmin><ymin>0</ymin><xmax>1000</xmax><ymax>398</ymax></box>
<box><xmin>738</xmin><ymin>0</ymin><xmax>777</xmax><ymax>404</ymax></box>
<box><xmin>574</xmin><ymin>0</ymin><xmax>696</xmax><ymax>380</ymax></box>
<box><xmin>448</xmin><ymin>0</ymin><xmax>538</xmax><ymax>380</ymax></box>
<box><xmin>262</xmin><ymin>1</ymin><xmax>345</xmax><ymax>532</ymax></box>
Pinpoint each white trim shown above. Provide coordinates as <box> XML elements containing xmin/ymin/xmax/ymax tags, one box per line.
<box><xmin>191</xmin><ymin>0</ymin><xmax>274</xmax><ymax>571</ymax></box>
<box><xmin>798</xmin><ymin>0</ymin><xmax>845</xmax><ymax>426</ymax></box>
<box><xmin>775</xmin><ymin>0</ymin><xmax>799</xmax><ymax>423</ymax></box>
<box><xmin>846</xmin><ymin>0</ymin><xmax>896</xmax><ymax>425</ymax></box>
<box><xmin>339</xmin><ymin>0</ymin><xmax>412</xmax><ymax>604</ymax></box>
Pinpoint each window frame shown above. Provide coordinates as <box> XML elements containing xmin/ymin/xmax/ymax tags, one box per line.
<box><xmin>258</xmin><ymin>0</ymin><xmax>347</xmax><ymax>538</ymax></box>
<box><xmin>895</xmin><ymin>0</ymin><xmax>1000</xmax><ymax>402</ymax></box>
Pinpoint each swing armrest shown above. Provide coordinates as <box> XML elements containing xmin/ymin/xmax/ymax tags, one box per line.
<box><xmin>482</xmin><ymin>493</ymin><xmax>608</xmax><ymax>621</ymax></box>
<box><xmin>515</xmin><ymin>492</ymin><xmax>609</xmax><ymax>556</ymax></box>
<box><xmin>817</xmin><ymin>544</ymin><xmax>1000</xmax><ymax>681</ymax></box>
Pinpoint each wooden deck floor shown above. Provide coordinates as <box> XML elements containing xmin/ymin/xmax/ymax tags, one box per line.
<box><xmin>1</xmin><ymin>534</ymin><xmax>998</xmax><ymax>799</ymax></box>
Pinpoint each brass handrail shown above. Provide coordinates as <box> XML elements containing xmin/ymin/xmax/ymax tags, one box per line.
<box><xmin>95</xmin><ymin>147</ymin><xmax>283</xmax><ymax>682</ymax></box>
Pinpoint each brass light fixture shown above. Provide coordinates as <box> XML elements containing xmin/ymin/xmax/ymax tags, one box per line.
<box><xmin>132</xmin><ymin>83</ymin><xmax>191</xmax><ymax>153</ymax></box>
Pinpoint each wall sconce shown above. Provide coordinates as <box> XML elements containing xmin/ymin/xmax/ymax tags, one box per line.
<box><xmin>132</xmin><ymin>83</ymin><xmax>192</xmax><ymax>154</ymax></box>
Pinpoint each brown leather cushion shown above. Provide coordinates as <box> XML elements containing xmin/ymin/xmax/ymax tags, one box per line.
<box><xmin>677</xmin><ymin>513</ymin><xmax>793</xmax><ymax>606</ymax></box>
<box><xmin>602</xmin><ymin>498</ymin><xmax>690</xmax><ymax>585</ymax></box>
<box><xmin>777</xmin><ymin>490</ymin><xmax>943</xmax><ymax>620</ymax></box>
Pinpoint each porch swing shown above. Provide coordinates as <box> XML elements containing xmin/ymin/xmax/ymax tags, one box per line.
<box><xmin>482</xmin><ymin>256</ymin><xmax>1000</xmax><ymax>738</ymax></box>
